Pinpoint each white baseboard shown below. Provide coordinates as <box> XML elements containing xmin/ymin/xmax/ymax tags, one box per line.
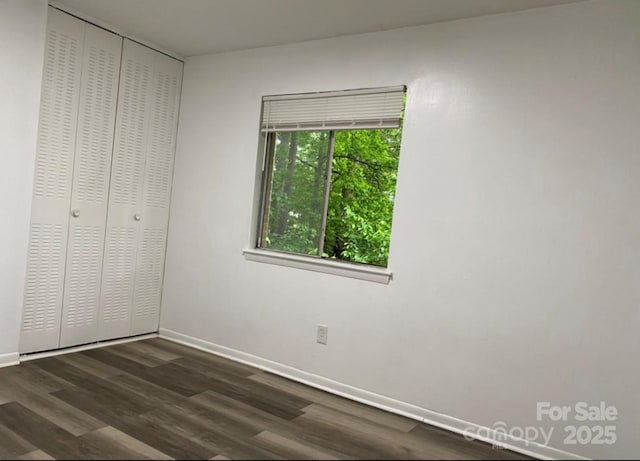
<box><xmin>0</xmin><ymin>352</ymin><xmax>20</xmax><ymax>368</ymax></box>
<box><xmin>159</xmin><ymin>328</ymin><xmax>585</xmax><ymax>461</ymax></box>
<box><xmin>19</xmin><ymin>333</ymin><xmax>159</xmax><ymax>362</ymax></box>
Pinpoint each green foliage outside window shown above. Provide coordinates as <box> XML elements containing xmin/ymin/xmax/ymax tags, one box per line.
<box><xmin>261</xmin><ymin>127</ymin><xmax>401</xmax><ymax>267</ymax></box>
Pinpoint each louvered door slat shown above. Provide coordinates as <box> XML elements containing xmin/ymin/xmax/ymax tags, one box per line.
<box><xmin>59</xmin><ymin>23</ymin><xmax>122</xmax><ymax>348</ymax></box>
<box><xmin>20</xmin><ymin>8</ymin><xmax>85</xmax><ymax>353</ymax></box>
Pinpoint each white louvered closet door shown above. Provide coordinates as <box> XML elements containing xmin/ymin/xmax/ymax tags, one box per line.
<box><xmin>20</xmin><ymin>9</ymin><xmax>85</xmax><ymax>353</ymax></box>
<box><xmin>98</xmin><ymin>40</ymin><xmax>155</xmax><ymax>341</ymax></box>
<box><xmin>59</xmin><ymin>25</ymin><xmax>122</xmax><ymax>348</ymax></box>
<box><xmin>99</xmin><ymin>40</ymin><xmax>182</xmax><ymax>340</ymax></box>
<box><xmin>131</xmin><ymin>52</ymin><xmax>182</xmax><ymax>335</ymax></box>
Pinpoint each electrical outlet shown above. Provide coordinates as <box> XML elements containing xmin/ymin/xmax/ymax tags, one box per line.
<box><xmin>316</xmin><ymin>324</ymin><xmax>328</xmax><ymax>345</ymax></box>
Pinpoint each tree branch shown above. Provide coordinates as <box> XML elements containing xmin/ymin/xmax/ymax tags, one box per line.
<box><xmin>333</xmin><ymin>154</ymin><xmax>383</xmax><ymax>171</ymax></box>
<box><xmin>295</xmin><ymin>155</ymin><xmax>316</xmax><ymax>169</ymax></box>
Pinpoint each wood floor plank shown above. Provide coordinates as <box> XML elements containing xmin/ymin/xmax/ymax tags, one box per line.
<box><xmin>108</xmin><ymin>373</ymin><xmax>186</xmax><ymax>408</ymax></box>
<box><xmin>190</xmin><ymin>391</ymin><xmax>353</xmax><ymax>460</ymax></box>
<box><xmin>204</xmin><ymin>377</ymin><xmax>307</xmax><ymax>420</ymax></box>
<box><xmin>249</xmin><ymin>372</ymin><xmax>339</xmax><ymax>403</ymax></box>
<box><xmin>146</xmin><ymin>339</ymin><xmax>257</xmax><ymax>377</ymax></box>
<box><xmin>409</xmin><ymin>423</ymin><xmax>532</xmax><ymax>460</ymax></box>
<box><xmin>80</xmin><ymin>425</ymin><xmax>174</xmax><ymax>460</ymax></box>
<box><xmin>280</xmin><ymin>411</ymin><xmax>383</xmax><ymax>459</ymax></box>
<box><xmin>43</xmin><ymin>361</ymin><xmax>154</xmax><ymax>417</ymax></box>
<box><xmin>253</xmin><ymin>430</ymin><xmax>340</xmax><ymax>460</ymax></box>
<box><xmin>52</xmin><ymin>376</ymin><xmax>153</xmax><ymax>418</ymax></box>
<box><xmin>163</xmin><ymin>396</ymin><xmax>263</xmax><ymax>440</ymax></box>
<box><xmin>16</xmin><ymin>449</ymin><xmax>55</xmax><ymax>460</ymax></box>
<box><xmin>175</xmin><ymin>360</ymin><xmax>312</xmax><ymax>412</ymax></box>
<box><xmin>123</xmin><ymin>340</ymin><xmax>182</xmax><ymax>362</ymax></box>
<box><xmin>81</xmin><ymin>348</ymin><xmax>148</xmax><ymax>376</ymax></box>
<box><xmin>0</xmin><ymin>362</ymin><xmax>74</xmax><ymax>400</ymax></box>
<box><xmin>107</xmin><ymin>343</ymin><xmax>168</xmax><ymax>367</ymax></box>
<box><xmin>15</xmin><ymin>390</ymin><xmax>106</xmax><ymax>436</ymax></box>
<box><xmin>78</xmin><ymin>430</ymin><xmax>155</xmax><ymax>460</ymax></box>
<box><xmin>53</xmin><ymin>386</ymin><xmax>213</xmax><ymax>460</ymax></box>
<box><xmin>0</xmin><ymin>422</ymin><xmax>37</xmax><ymax>458</ymax></box>
<box><xmin>190</xmin><ymin>390</ymin><xmax>293</xmax><ymax>434</ymax></box>
<box><xmin>217</xmin><ymin>441</ymin><xmax>285</xmax><ymax>460</ymax></box>
<box><xmin>172</xmin><ymin>355</ymin><xmax>253</xmax><ymax>383</ymax></box>
<box><xmin>251</xmin><ymin>372</ymin><xmax>418</xmax><ymax>432</ymax></box>
<box><xmin>30</xmin><ymin>356</ymin><xmax>100</xmax><ymax>388</ymax></box>
<box><xmin>141</xmin><ymin>398</ymin><xmax>286</xmax><ymax>460</ymax></box>
<box><xmin>139</xmin><ymin>406</ymin><xmax>267</xmax><ymax>459</ymax></box>
<box><xmin>81</xmin><ymin>349</ymin><xmax>222</xmax><ymax>398</ymax></box>
<box><xmin>105</xmin><ymin>356</ymin><xmax>308</xmax><ymax>421</ymax></box>
<box><xmin>174</xmin><ymin>361</ymin><xmax>312</xmax><ymax>419</ymax></box>
<box><xmin>55</xmin><ymin>351</ymin><xmax>122</xmax><ymax>379</ymax></box>
<box><xmin>131</xmin><ymin>362</ymin><xmax>215</xmax><ymax>397</ymax></box>
<box><xmin>298</xmin><ymin>403</ymin><xmax>480</xmax><ymax>460</ymax></box>
<box><xmin>0</xmin><ymin>402</ymin><xmax>107</xmax><ymax>460</ymax></box>
<box><xmin>81</xmin><ymin>426</ymin><xmax>173</xmax><ymax>460</ymax></box>
<box><xmin>116</xmin><ymin>413</ymin><xmax>217</xmax><ymax>460</ymax></box>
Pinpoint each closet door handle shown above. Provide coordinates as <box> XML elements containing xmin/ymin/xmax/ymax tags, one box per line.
<box><xmin>71</xmin><ymin>209</ymin><xmax>80</xmax><ymax>218</ymax></box>
<box><xmin>133</xmin><ymin>213</ymin><xmax>142</xmax><ymax>221</ymax></box>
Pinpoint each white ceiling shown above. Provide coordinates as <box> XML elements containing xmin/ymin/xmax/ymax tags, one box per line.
<box><xmin>54</xmin><ymin>0</ymin><xmax>582</xmax><ymax>58</ymax></box>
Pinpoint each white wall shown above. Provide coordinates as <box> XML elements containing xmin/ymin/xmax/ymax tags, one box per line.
<box><xmin>0</xmin><ymin>0</ymin><xmax>47</xmax><ymax>362</ymax></box>
<box><xmin>162</xmin><ymin>1</ymin><xmax>640</xmax><ymax>458</ymax></box>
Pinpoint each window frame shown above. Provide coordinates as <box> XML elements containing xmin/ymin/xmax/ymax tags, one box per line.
<box><xmin>245</xmin><ymin>86</ymin><xmax>405</xmax><ymax>284</ymax></box>
<box><xmin>242</xmin><ymin>247</ymin><xmax>393</xmax><ymax>284</ymax></box>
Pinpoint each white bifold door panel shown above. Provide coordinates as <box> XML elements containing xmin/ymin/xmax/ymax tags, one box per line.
<box><xmin>98</xmin><ymin>40</ymin><xmax>152</xmax><ymax>341</ymax></box>
<box><xmin>99</xmin><ymin>40</ymin><xmax>182</xmax><ymax>341</ymax></box>
<box><xmin>21</xmin><ymin>9</ymin><xmax>182</xmax><ymax>354</ymax></box>
<box><xmin>22</xmin><ymin>9</ymin><xmax>123</xmax><ymax>353</ymax></box>
<box><xmin>21</xmin><ymin>9</ymin><xmax>86</xmax><ymax>354</ymax></box>
<box><xmin>132</xmin><ymin>50</ymin><xmax>182</xmax><ymax>335</ymax></box>
<box><xmin>59</xmin><ymin>25</ymin><xmax>122</xmax><ymax>348</ymax></box>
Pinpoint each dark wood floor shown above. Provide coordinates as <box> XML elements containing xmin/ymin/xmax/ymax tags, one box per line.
<box><xmin>0</xmin><ymin>338</ymin><xmax>531</xmax><ymax>460</ymax></box>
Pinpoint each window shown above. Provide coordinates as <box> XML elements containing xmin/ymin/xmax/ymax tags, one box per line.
<box><xmin>256</xmin><ymin>86</ymin><xmax>405</xmax><ymax>269</ymax></box>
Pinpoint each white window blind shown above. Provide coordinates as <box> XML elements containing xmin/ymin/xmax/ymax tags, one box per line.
<box><xmin>261</xmin><ymin>86</ymin><xmax>405</xmax><ymax>132</ymax></box>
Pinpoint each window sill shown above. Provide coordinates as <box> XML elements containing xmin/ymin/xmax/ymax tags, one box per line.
<box><xmin>242</xmin><ymin>249</ymin><xmax>392</xmax><ymax>284</ymax></box>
